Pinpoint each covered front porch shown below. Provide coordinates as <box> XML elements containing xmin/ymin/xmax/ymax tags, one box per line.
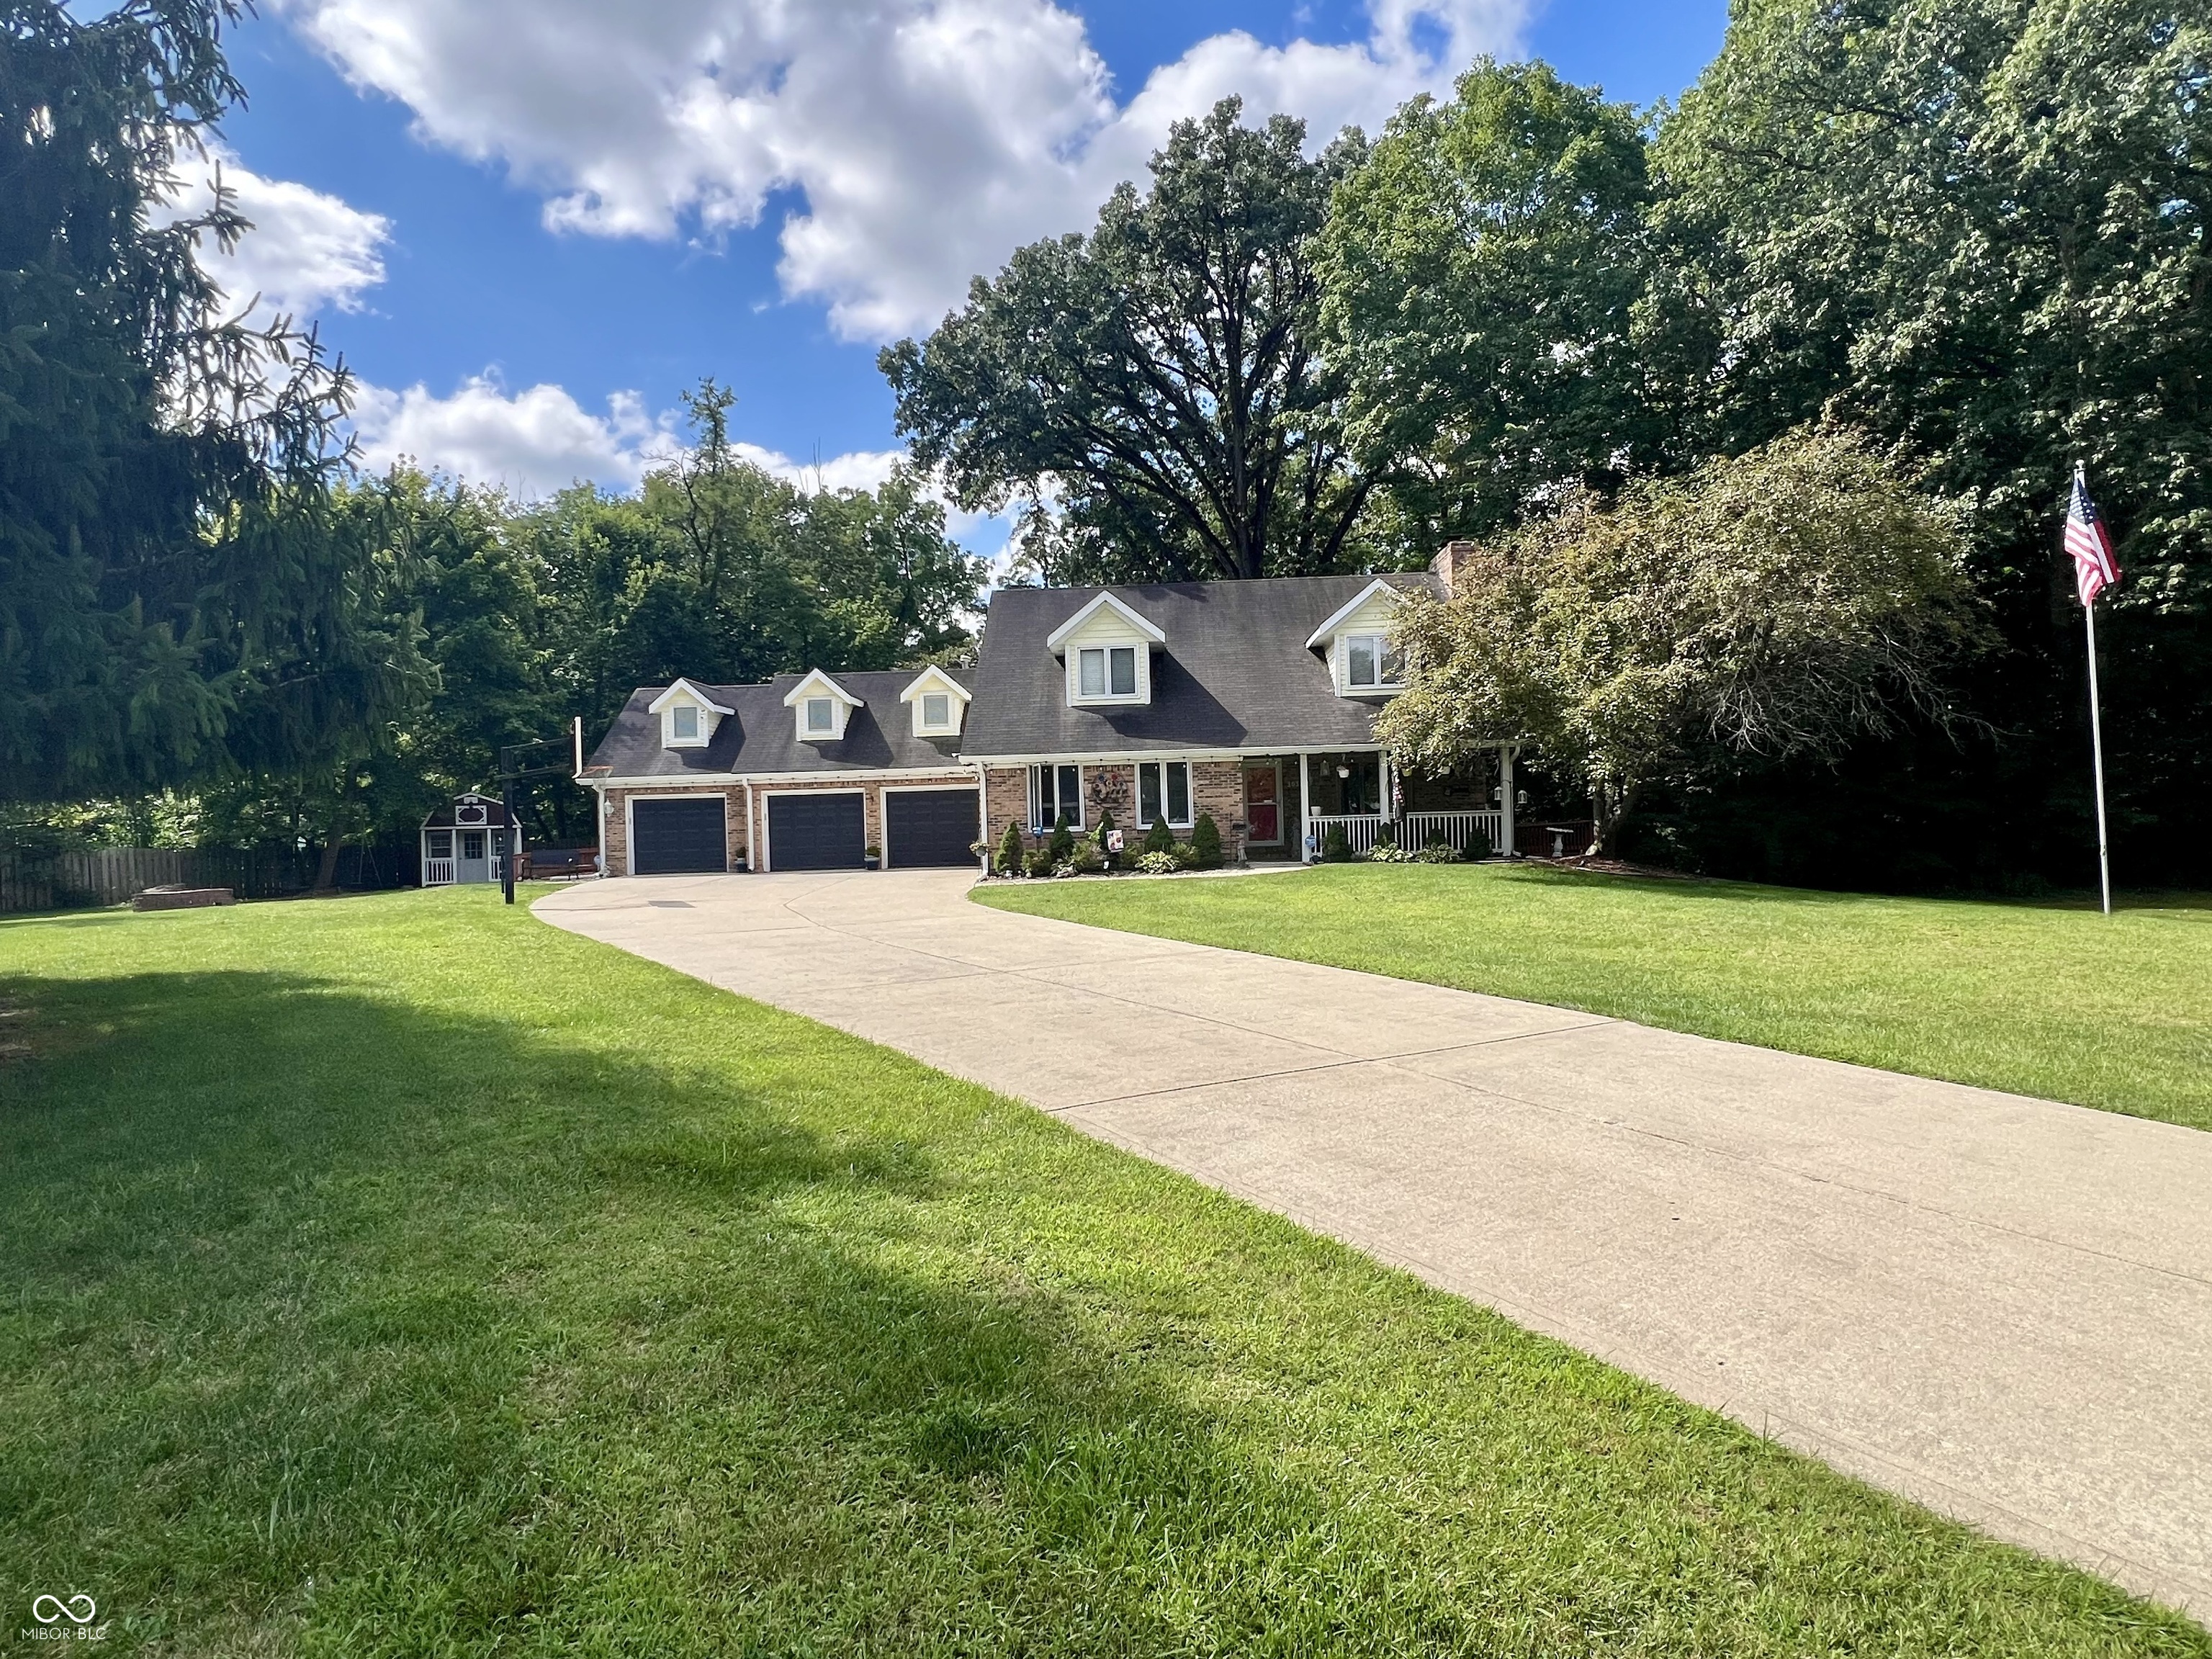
<box><xmin>1292</xmin><ymin>747</ymin><xmax>1517</xmax><ymax>861</ymax></box>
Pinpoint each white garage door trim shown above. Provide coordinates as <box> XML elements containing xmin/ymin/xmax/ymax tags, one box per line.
<box><xmin>879</xmin><ymin>783</ymin><xmax>983</xmax><ymax>870</ymax></box>
<box><xmin>624</xmin><ymin>791</ymin><xmax>729</xmax><ymax>876</ymax></box>
<box><xmin>759</xmin><ymin>787</ymin><xmax>867</xmax><ymax>873</ymax></box>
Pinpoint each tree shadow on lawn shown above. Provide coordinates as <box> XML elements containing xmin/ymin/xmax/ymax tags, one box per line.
<box><xmin>0</xmin><ymin>967</ymin><xmax>1532</xmax><ymax>1653</ymax></box>
<box><xmin>3</xmin><ymin>967</ymin><xmax>2200</xmax><ymax>1656</ymax></box>
<box><xmin>1483</xmin><ymin>864</ymin><xmax>2212</xmax><ymax>914</ymax></box>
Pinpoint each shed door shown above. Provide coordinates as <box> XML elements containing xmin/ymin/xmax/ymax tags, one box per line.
<box><xmin>885</xmin><ymin>788</ymin><xmax>979</xmax><ymax>868</ymax></box>
<box><xmin>768</xmin><ymin>792</ymin><xmax>865</xmax><ymax>871</ymax></box>
<box><xmin>632</xmin><ymin>796</ymin><xmax>727</xmax><ymax>874</ymax></box>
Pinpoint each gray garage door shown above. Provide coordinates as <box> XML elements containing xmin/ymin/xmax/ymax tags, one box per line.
<box><xmin>885</xmin><ymin>788</ymin><xmax>979</xmax><ymax>868</ymax></box>
<box><xmin>768</xmin><ymin>791</ymin><xmax>865</xmax><ymax>871</ymax></box>
<box><xmin>632</xmin><ymin>796</ymin><xmax>727</xmax><ymax>874</ymax></box>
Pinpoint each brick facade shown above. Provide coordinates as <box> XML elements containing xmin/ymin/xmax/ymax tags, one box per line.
<box><xmin>603</xmin><ymin>774</ymin><xmax>976</xmax><ymax>874</ymax></box>
<box><xmin>603</xmin><ymin>784</ymin><xmax>747</xmax><ymax>875</ymax></box>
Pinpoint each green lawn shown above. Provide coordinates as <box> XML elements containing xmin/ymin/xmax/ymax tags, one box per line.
<box><xmin>2</xmin><ymin>891</ymin><xmax>2205</xmax><ymax>1655</ymax></box>
<box><xmin>976</xmin><ymin>865</ymin><xmax>2212</xmax><ymax>1132</ymax></box>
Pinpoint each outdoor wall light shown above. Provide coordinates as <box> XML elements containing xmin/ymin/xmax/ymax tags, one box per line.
<box><xmin>1336</xmin><ymin>764</ymin><xmax>1351</xmax><ymax>780</ymax></box>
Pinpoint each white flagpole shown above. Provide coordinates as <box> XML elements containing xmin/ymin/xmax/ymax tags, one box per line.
<box><xmin>2083</xmin><ymin>588</ymin><xmax>2113</xmax><ymax>917</ymax></box>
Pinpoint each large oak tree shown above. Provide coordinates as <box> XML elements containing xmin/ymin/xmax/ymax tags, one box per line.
<box><xmin>883</xmin><ymin>99</ymin><xmax>1369</xmax><ymax>584</ymax></box>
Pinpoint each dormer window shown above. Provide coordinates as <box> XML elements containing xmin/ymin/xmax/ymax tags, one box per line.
<box><xmin>1343</xmin><ymin>634</ymin><xmax>1406</xmax><ymax>691</ymax></box>
<box><xmin>1305</xmin><ymin>579</ymin><xmax>1413</xmax><ymax>699</ymax></box>
<box><xmin>783</xmin><ymin>669</ymin><xmax>862</xmax><ymax>742</ymax></box>
<box><xmin>648</xmin><ymin>678</ymin><xmax>732</xmax><ymax>749</ymax></box>
<box><xmin>1048</xmin><ymin>592</ymin><xmax>1164</xmax><ymax>709</ymax></box>
<box><xmin>1078</xmin><ymin>646</ymin><xmax>1137</xmax><ymax>699</ymax></box>
<box><xmin>898</xmin><ymin>665</ymin><xmax>971</xmax><ymax>737</ymax></box>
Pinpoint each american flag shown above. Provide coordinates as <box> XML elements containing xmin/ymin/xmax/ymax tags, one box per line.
<box><xmin>2065</xmin><ymin>467</ymin><xmax>2121</xmax><ymax>607</ymax></box>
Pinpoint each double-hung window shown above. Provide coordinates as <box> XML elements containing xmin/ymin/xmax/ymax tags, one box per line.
<box><xmin>1136</xmin><ymin>760</ymin><xmax>1192</xmax><ymax>827</ymax></box>
<box><xmin>804</xmin><ymin>696</ymin><xmax>834</xmax><ymax>734</ymax></box>
<box><xmin>670</xmin><ymin>703</ymin><xmax>699</xmax><ymax>741</ymax></box>
<box><xmin>1344</xmin><ymin>633</ymin><xmax>1406</xmax><ymax>691</ymax></box>
<box><xmin>1030</xmin><ymin>764</ymin><xmax>1083</xmax><ymax>830</ymax></box>
<box><xmin>428</xmin><ymin>830</ymin><xmax>453</xmax><ymax>860</ymax></box>
<box><xmin>1076</xmin><ymin>644</ymin><xmax>1138</xmax><ymax>699</ymax></box>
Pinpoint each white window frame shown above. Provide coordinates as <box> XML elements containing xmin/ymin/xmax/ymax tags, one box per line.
<box><xmin>921</xmin><ymin>692</ymin><xmax>951</xmax><ymax>730</ymax></box>
<box><xmin>1028</xmin><ymin>764</ymin><xmax>1084</xmax><ymax>831</ymax></box>
<box><xmin>426</xmin><ymin>829</ymin><xmax>453</xmax><ymax>860</ymax></box>
<box><xmin>669</xmin><ymin>703</ymin><xmax>700</xmax><ymax>742</ymax></box>
<box><xmin>1341</xmin><ymin>632</ymin><xmax>1406</xmax><ymax>693</ymax></box>
<box><xmin>1136</xmin><ymin>760</ymin><xmax>1193</xmax><ymax>827</ymax></box>
<box><xmin>804</xmin><ymin>696</ymin><xmax>835</xmax><ymax>734</ymax></box>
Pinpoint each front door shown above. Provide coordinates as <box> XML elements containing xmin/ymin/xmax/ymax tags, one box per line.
<box><xmin>1244</xmin><ymin>765</ymin><xmax>1281</xmax><ymax>845</ymax></box>
<box><xmin>459</xmin><ymin>829</ymin><xmax>488</xmax><ymax>883</ymax></box>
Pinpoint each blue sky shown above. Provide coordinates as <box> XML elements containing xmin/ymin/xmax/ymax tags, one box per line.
<box><xmin>189</xmin><ymin>0</ymin><xmax>1726</xmax><ymax>544</ymax></box>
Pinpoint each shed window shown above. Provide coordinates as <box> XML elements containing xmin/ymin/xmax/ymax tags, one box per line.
<box><xmin>428</xmin><ymin>830</ymin><xmax>453</xmax><ymax>859</ymax></box>
<box><xmin>805</xmin><ymin>697</ymin><xmax>834</xmax><ymax>734</ymax></box>
<box><xmin>670</xmin><ymin>704</ymin><xmax>699</xmax><ymax>740</ymax></box>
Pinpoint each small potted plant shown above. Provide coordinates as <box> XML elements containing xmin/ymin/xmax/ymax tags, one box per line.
<box><xmin>864</xmin><ymin>844</ymin><xmax>882</xmax><ymax>871</ymax></box>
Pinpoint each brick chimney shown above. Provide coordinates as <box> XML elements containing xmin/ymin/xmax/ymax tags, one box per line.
<box><xmin>1428</xmin><ymin>539</ymin><xmax>1480</xmax><ymax>598</ymax></box>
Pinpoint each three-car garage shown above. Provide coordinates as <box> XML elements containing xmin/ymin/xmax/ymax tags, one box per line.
<box><xmin>626</xmin><ymin>784</ymin><xmax>979</xmax><ymax>873</ymax></box>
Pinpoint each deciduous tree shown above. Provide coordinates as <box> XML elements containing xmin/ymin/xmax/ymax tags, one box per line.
<box><xmin>1378</xmin><ymin>433</ymin><xmax>1992</xmax><ymax>850</ymax></box>
<box><xmin>884</xmin><ymin>99</ymin><xmax>1369</xmax><ymax>583</ymax></box>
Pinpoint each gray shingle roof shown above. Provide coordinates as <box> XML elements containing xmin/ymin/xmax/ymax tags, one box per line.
<box><xmin>584</xmin><ymin>669</ymin><xmax>973</xmax><ymax>781</ymax></box>
<box><xmin>958</xmin><ymin>573</ymin><xmax>1439</xmax><ymax>760</ymax></box>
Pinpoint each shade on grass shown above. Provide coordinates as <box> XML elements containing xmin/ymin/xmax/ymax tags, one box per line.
<box><xmin>1</xmin><ymin>890</ymin><xmax>2204</xmax><ymax>1655</ymax></box>
<box><xmin>976</xmin><ymin>865</ymin><xmax>2212</xmax><ymax>1132</ymax></box>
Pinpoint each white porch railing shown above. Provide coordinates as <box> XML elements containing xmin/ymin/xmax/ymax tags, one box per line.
<box><xmin>1307</xmin><ymin>814</ymin><xmax>1388</xmax><ymax>855</ymax></box>
<box><xmin>1403</xmin><ymin>810</ymin><xmax>1504</xmax><ymax>857</ymax></box>
<box><xmin>424</xmin><ymin>858</ymin><xmax>455</xmax><ymax>886</ymax></box>
<box><xmin>1306</xmin><ymin>811</ymin><xmax>1505</xmax><ymax>859</ymax></box>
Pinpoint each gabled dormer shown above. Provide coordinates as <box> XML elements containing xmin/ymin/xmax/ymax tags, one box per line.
<box><xmin>782</xmin><ymin>669</ymin><xmax>862</xmax><ymax>743</ymax></box>
<box><xmin>648</xmin><ymin>678</ymin><xmax>734</xmax><ymax>748</ymax></box>
<box><xmin>897</xmin><ymin>665</ymin><xmax>971</xmax><ymax>739</ymax></box>
<box><xmin>1046</xmin><ymin>592</ymin><xmax>1166</xmax><ymax>709</ymax></box>
<box><xmin>1305</xmin><ymin>580</ymin><xmax>1408</xmax><ymax>698</ymax></box>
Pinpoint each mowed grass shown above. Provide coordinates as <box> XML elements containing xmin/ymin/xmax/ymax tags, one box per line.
<box><xmin>976</xmin><ymin>866</ymin><xmax>2212</xmax><ymax>1131</ymax></box>
<box><xmin>1</xmin><ymin>892</ymin><xmax>2205</xmax><ymax>1656</ymax></box>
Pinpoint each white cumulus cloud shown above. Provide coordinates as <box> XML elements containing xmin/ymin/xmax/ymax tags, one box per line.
<box><xmin>273</xmin><ymin>0</ymin><xmax>1526</xmax><ymax>341</ymax></box>
<box><xmin>157</xmin><ymin>143</ymin><xmax>391</xmax><ymax>323</ymax></box>
<box><xmin>345</xmin><ymin>380</ymin><xmax>986</xmax><ymax>537</ymax></box>
<box><xmin>350</xmin><ymin>376</ymin><xmax>671</xmax><ymax>497</ymax></box>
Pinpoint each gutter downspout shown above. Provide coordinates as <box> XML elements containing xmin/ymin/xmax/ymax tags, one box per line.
<box><xmin>743</xmin><ymin>778</ymin><xmax>756</xmax><ymax>873</ymax></box>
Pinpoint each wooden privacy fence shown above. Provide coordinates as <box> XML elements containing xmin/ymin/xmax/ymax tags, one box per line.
<box><xmin>0</xmin><ymin>844</ymin><xmax>419</xmax><ymax>914</ymax></box>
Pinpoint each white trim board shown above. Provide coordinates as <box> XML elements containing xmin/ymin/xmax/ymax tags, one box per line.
<box><xmin>623</xmin><ymin>790</ymin><xmax>732</xmax><ymax>877</ymax></box>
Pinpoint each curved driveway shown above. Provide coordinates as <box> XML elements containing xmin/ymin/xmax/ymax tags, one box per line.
<box><xmin>537</xmin><ymin>868</ymin><xmax>2212</xmax><ymax>1615</ymax></box>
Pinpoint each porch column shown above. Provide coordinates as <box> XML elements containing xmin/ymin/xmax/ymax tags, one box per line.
<box><xmin>1499</xmin><ymin>745</ymin><xmax>1517</xmax><ymax>858</ymax></box>
<box><xmin>1298</xmin><ymin>752</ymin><xmax>1313</xmax><ymax>862</ymax></box>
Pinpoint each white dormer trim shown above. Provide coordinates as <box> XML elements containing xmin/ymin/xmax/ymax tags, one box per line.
<box><xmin>1046</xmin><ymin>592</ymin><xmax>1166</xmax><ymax>653</ymax></box>
<box><xmin>1048</xmin><ymin>592</ymin><xmax>1162</xmax><ymax>708</ymax></box>
<box><xmin>648</xmin><ymin>678</ymin><xmax>734</xmax><ymax>748</ymax></box>
<box><xmin>1303</xmin><ymin>579</ymin><xmax>1403</xmax><ymax>649</ymax></box>
<box><xmin>897</xmin><ymin>666</ymin><xmax>971</xmax><ymax>739</ymax></box>
<box><xmin>782</xmin><ymin>669</ymin><xmax>863</xmax><ymax>743</ymax></box>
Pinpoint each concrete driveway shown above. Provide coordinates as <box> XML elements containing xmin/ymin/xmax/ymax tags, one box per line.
<box><xmin>536</xmin><ymin>868</ymin><xmax>2212</xmax><ymax>1614</ymax></box>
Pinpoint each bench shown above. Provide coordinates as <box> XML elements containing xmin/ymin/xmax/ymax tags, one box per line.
<box><xmin>521</xmin><ymin>848</ymin><xmax>598</xmax><ymax>880</ymax></box>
